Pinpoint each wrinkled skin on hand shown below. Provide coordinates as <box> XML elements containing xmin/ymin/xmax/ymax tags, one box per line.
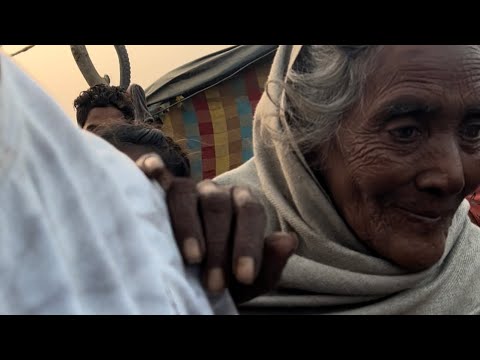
<box><xmin>136</xmin><ymin>153</ymin><xmax>298</xmax><ymax>304</ymax></box>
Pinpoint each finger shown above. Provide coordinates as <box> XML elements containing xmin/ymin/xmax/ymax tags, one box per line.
<box><xmin>231</xmin><ymin>186</ymin><xmax>266</xmax><ymax>285</ymax></box>
<box><xmin>255</xmin><ymin>232</ymin><xmax>298</xmax><ymax>289</ymax></box>
<box><xmin>137</xmin><ymin>153</ymin><xmax>204</xmax><ymax>263</ymax></box>
<box><xmin>230</xmin><ymin>232</ymin><xmax>298</xmax><ymax>304</ymax></box>
<box><xmin>136</xmin><ymin>153</ymin><xmax>174</xmax><ymax>191</ymax></box>
<box><xmin>197</xmin><ymin>180</ymin><xmax>233</xmax><ymax>293</ymax></box>
<box><xmin>167</xmin><ymin>177</ymin><xmax>206</xmax><ymax>264</ymax></box>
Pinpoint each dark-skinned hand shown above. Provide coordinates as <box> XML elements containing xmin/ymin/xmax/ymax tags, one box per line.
<box><xmin>136</xmin><ymin>153</ymin><xmax>298</xmax><ymax>303</ymax></box>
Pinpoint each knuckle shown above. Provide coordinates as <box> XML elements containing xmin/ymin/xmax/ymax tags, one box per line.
<box><xmin>198</xmin><ymin>181</ymin><xmax>232</xmax><ymax>213</ymax></box>
<box><xmin>234</xmin><ymin>188</ymin><xmax>264</xmax><ymax>215</ymax></box>
<box><xmin>199</xmin><ymin>191</ymin><xmax>231</xmax><ymax>214</ymax></box>
<box><xmin>206</xmin><ymin>240</ymin><xmax>228</xmax><ymax>265</ymax></box>
<box><xmin>196</xmin><ymin>179</ymin><xmax>217</xmax><ymax>191</ymax></box>
<box><xmin>233</xmin><ymin>186</ymin><xmax>257</xmax><ymax>205</ymax></box>
<box><xmin>140</xmin><ymin>153</ymin><xmax>165</xmax><ymax>172</ymax></box>
<box><xmin>207</xmin><ymin>240</ymin><xmax>229</xmax><ymax>257</ymax></box>
<box><xmin>135</xmin><ymin>152</ymin><xmax>157</xmax><ymax>166</ymax></box>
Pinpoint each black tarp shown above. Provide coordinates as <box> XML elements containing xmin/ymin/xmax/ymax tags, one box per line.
<box><xmin>145</xmin><ymin>45</ymin><xmax>278</xmax><ymax>114</ymax></box>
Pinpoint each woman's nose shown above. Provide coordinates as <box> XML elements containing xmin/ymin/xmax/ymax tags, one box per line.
<box><xmin>415</xmin><ymin>140</ymin><xmax>465</xmax><ymax>196</ymax></box>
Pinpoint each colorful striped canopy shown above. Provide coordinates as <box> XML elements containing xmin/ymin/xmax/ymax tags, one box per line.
<box><xmin>146</xmin><ymin>46</ymin><xmax>276</xmax><ymax>181</ymax></box>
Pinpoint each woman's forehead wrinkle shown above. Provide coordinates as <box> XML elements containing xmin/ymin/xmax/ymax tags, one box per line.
<box><xmin>448</xmin><ymin>58</ymin><xmax>480</xmax><ymax>110</ymax></box>
<box><xmin>363</xmin><ymin>47</ymin><xmax>480</xmax><ymax>113</ymax></box>
<box><xmin>374</xmin><ymin>64</ymin><xmax>452</xmax><ymax>95</ymax></box>
<box><xmin>458</xmin><ymin>56</ymin><xmax>480</xmax><ymax>101</ymax></box>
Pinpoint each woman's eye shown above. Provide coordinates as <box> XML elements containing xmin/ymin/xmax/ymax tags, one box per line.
<box><xmin>388</xmin><ymin>126</ymin><xmax>422</xmax><ymax>141</ymax></box>
<box><xmin>460</xmin><ymin>124</ymin><xmax>480</xmax><ymax>141</ymax></box>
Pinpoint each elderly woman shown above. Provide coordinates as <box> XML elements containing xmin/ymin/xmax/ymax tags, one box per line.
<box><xmin>148</xmin><ymin>45</ymin><xmax>480</xmax><ymax>314</ymax></box>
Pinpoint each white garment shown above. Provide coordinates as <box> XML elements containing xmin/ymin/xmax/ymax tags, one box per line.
<box><xmin>0</xmin><ymin>52</ymin><xmax>237</xmax><ymax>315</ymax></box>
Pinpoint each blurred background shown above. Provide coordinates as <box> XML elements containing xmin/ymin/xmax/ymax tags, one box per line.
<box><xmin>2</xmin><ymin>45</ymin><xmax>232</xmax><ymax>120</ymax></box>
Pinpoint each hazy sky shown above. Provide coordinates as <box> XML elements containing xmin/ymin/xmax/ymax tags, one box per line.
<box><xmin>2</xmin><ymin>45</ymin><xmax>232</xmax><ymax>121</ymax></box>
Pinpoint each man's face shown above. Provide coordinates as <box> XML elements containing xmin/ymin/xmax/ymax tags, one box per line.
<box><xmin>83</xmin><ymin>106</ymin><xmax>127</xmax><ymax>131</ymax></box>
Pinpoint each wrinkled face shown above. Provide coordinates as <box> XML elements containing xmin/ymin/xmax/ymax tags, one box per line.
<box><xmin>322</xmin><ymin>45</ymin><xmax>480</xmax><ymax>271</ymax></box>
<box><xmin>83</xmin><ymin>106</ymin><xmax>127</xmax><ymax>131</ymax></box>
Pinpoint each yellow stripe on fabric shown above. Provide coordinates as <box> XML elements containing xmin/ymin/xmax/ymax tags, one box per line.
<box><xmin>205</xmin><ymin>88</ymin><xmax>220</xmax><ymax>99</ymax></box>
<box><xmin>214</xmin><ymin>133</ymin><xmax>229</xmax><ymax>164</ymax></box>
<box><xmin>214</xmin><ymin>131</ymin><xmax>229</xmax><ymax>145</ymax></box>
<box><xmin>206</xmin><ymin>89</ymin><xmax>230</xmax><ymax>173</ymax></box>
<box><xmin>163</xmin><ymin>111</ymin><xmax>191</xmax><ymax>169</ymax></box>
<box><xmin>215</xmin><ymin>155</ymin><xmax>230</xmax><ymax>175</ymax></box>
<box><xmin>256</xmin><ymin>61</ymin><xmax>271</xmax><ymax>91</ymax></box>
<box><xmin>169</xmin><ymin>108</ymin><xmax>187</xmax><ymax>140</ymax></box>
<box><xmin>209</xmin><ymin>104</ymin><xmax>228</xmax><ymax>134</ymax></box>
<box><xmin>162</xmin><ymin>114</ymin><xmax>174</xmax><ymax>138</ymax></box>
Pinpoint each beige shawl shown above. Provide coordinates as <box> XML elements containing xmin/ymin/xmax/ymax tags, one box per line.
<box><xmin>215</xmin><ymin>45</ymin><xmax>480</xmax><ymax>314</ymax></box>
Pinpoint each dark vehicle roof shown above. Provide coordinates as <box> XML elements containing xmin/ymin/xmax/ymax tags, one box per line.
<box><xmin>145</xmin><ymin>45</ymin><xmax>278</xmax><ymax>112</ymax></box>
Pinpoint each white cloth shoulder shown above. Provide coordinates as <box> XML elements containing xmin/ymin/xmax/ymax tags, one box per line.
<box><xmin>0</xmin><ymin>52</ymin><xmax>236</xmax><ymax>315</ymax></box>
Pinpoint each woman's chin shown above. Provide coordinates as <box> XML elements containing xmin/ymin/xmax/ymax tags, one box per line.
<box><xmin>383</xmin><ymin>233</ymin><xmax>447</xmax><ymax>272</ymax></box>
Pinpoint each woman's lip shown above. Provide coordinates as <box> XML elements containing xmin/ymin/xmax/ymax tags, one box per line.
<box><xmin>394</xmin><ymin>206</ymin><xmax>442</xmax><ymax>222</ymax></box>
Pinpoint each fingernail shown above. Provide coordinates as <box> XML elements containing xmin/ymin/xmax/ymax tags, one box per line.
<box><xmin>183</xmin><ymin>237</ymin><xmax>202</xmax><ymax>264</ymax></box>
<box><xmin>208</xmin><ymin>268</ymin><xmax>225</xmax><ymax>293</ymax></box>
<box><xmin>144</xmin><ymin>155</ymin><xmax>165</xmax><ymax>172</ymax></box>
<box><xmin>235</xmin><ymin>257</ymin><xmax>255</xmax><ymax>285</ymax></box>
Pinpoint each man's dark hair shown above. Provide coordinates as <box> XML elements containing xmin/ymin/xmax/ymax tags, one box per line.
<box><xmin>93</xmin><ymin>123</ymin><xmax>191</xmax><ymax>177</ymax></box>
<box><xmin>74</xmin><ymin>84</ymin><xmax>135</xmax><ymax>128</ymax></box>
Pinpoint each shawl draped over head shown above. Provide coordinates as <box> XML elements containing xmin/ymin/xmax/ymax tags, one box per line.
<box><xmin>215</xmin><ymin>45</ymin><xmax>480</xmax><ymax>314</ymax></box>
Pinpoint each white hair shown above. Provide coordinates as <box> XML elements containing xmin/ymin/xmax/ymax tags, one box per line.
<box><xmin>280</xmin><ymin>45</ymin><xmax>383</xmax><ymax>163</ymax></box>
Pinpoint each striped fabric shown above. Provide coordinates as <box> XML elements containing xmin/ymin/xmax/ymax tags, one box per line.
<box><xmin>161</xmin><ymin>59</ymin><xmax>271</xmax><ymax>181</ymax></box>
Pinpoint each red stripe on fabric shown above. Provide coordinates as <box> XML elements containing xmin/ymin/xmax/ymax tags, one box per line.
<box><xmin>192</xmin><ymin>92</ymin><xmax>210</xmax><ymax>111</ymax></box>
<box><xmin>245</xmin><ymin>68</ymin><xmax>262</xmax><ymax>104</ymax></box>
<box><xmin>202</xmin><ymin>146</ymin><xmax>215</xmax><ymax>159</ymax></box>
<box><xmin>203</xmin><ymin>170</ymin><xmax>216</xmax><ymax>179</ymax></box>
<box><xmin>198</xmin><ymin>121</ymin><xmax>213</xmax><ymax>135</ymax></box>
<box><xmin>192</xmin><ymin>92</ymin><xmax>215</xmax><ymax>179</ymax></box>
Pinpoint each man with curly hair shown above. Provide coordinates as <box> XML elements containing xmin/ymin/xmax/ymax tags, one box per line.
<box><xmin>74</xmin><ymin>84</ymin><xmax>191</xmax><ymax>177</ymax></box>
<box><xmin>74</xmin><ymin>84</ymin><xmax>135</xmax><ymax>131</ymax></box>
